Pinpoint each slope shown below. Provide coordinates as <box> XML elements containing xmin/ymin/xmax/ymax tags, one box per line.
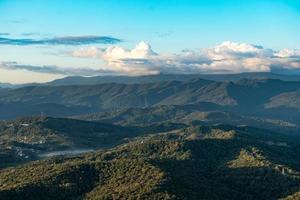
<box><xmin>0</xmin><ymin>116</ymin><xmax>135</xmax><ymax>168</ymax></box>
<box><xmin>1</xmin><ymin>125</ymin><xmax>300</xmax><ymax>199</ymax></box>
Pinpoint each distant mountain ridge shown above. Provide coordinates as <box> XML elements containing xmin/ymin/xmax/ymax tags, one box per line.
<box><xmin>45</xmin><ymin>72</ymin><xmax>300</xmax><ymax>86</ymax></box>
<box><xmin>0</xmin><ymin>78</ymin><xmax>299</xmax><ymax>123</ymax></box>
<box><xmin>74</xmin><ymin>103</ymin><xmax>300</xmax><ymax>134</ymax></box>
<box><xmin>2</xmin><ymin>72</ymin><xmax>300</xmax><ymax>88</ymax></box>
<box><xmin>0</xmin><ymin>83</ymin><xmax>15</xmax><ymax>88</ymax></box>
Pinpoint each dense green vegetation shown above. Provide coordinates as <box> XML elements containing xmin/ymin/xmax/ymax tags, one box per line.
<box><xmin>1</xmin><ymin>125</ymin><xmax>300</xmax><ymax>199</ymax></box>
<box><xmin>75</xmin><ymin>103</ymin><xmax>300</xmax><ymax>134</ymax></box>
<box><xmin>1</xmin><ymin>78</ymin><xmax>300</xmax><ymax>123</ymax></box>
<box><xmin>0</xmin><ymin>116</ymin><xmax>187</xmax><ymax>169</ymax></box>
<box><xmin>0</xmin><ymin>116</ymin><xmax>137</xmax><ymax>168</ymax></box>
<box><xmin>1</xmin><ymin>75</ymin><xmax>300</xmax><ymax>199</ymax></box>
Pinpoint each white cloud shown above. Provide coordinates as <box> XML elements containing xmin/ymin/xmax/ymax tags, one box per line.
<box><xmin>203</xmin><ymin>41</ymin><xmax>274</xmax><ymax>60</ymax></box>
<box><xmin>274</xmin><ymin>49</ymin><xmax>300</xmax><ymax>58</ymax></box>
<box><xmin>100</xmin><ymin>41</ymin><xmax>159</xmax><ymax>75</ymax></box>
<box><xmin>102</xmin><ymin>41</ymin><xmax>156</xmax><ymax>60</ymax></box>
<box><xmin>72</xmin><ymin>46</ymin><xmax>100</xmax><ymax>58</ymax></box>
<box><xmin>0</xmin><ymin>61</ymin><xmax>114</xmax><ymax>77</ymax></box>
<box><xmin>71</xmin><ymin>41</ymin><xmax>300</xmax><ymax>75</ymax></box>
<box><xmin>6</xmin><ymin>41</ymin><xmax>299</xmax><ymax>79</ymax></box>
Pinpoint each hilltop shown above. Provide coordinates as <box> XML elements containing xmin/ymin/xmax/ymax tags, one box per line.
<box><xmin>1</xmin><ymin>125</ymin><xmax>300</xmax><ymax>199</ymax></box>
<box><xmin>0</xmin><ymin>116</ymin><xmax>135</xmax><ymax>168</ymax></box>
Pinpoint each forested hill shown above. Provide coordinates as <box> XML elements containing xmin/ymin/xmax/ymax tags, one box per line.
<box><xmin>0</xmin><ymin>116</ymin><xmax>135</xmax><ymax>168</ymax></box>
<box><xmin>0</xmin><ymin>78</ymin><xmax>299</xmax><ymax>122</ymax></box>
<box><xmin>1</xmin><ymin>125</ymin><xmax>300</xmax><ymax>199</ymax></box>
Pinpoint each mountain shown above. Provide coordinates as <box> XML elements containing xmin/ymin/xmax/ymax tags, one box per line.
<box><xmin>0</xmin><ymin>78</ymin><xmax>299</xmax><ymax>125</ymax></box>
<box><xmin>266</xmin><ymin>90</ymin><xmax>300</xmax><ymax>111</ymax></box>
<box><xmin>47</xmin><ymin>74</ymin><xmax>203</xmax><ymax>86</ymax></box>
<box><xmin>2</xmin><ymin>72</ymin><xmax>300</xmax><ymax>89</ymax></box>
<box><xmin>0</xmin><ymin>116</ymin><xmax>187</xmax><ymax>169</ymax></box>
<box><xmin>74</xmin><ymin>103</ymin><xmax>300</xmax><ymax>134</ymax></box>
<box><xmin>1</xmin><ymin>125</ymin><xmax>300</xmax><ymax>199</ymax></box>
<box><xmin>1</xmin><ymin>76</ymin><xmax>300</xmax><ymax>199</ymax></box>
<box><xmin>0</xmin><ymin>116</ymin><xmax>137</xmax><ymax>168</ymax></box>
<box><xmin>47</xmin><ymin>72</ymin><xmax>300</xmax><ymax>86</ymax></box>
<box><xmin>0</xmin><ymin>79</ymin><xmax>214</xmax><ymax>119</ymax></box>
<box><xmin>0</xmin><ymin>83</ymin><xmax>14</xmax><ymax>88</ymax></box>
<box><xmin>0</xmin><ymin>88</ymin><xmax>9</xmax><ymax>93</ymax></box>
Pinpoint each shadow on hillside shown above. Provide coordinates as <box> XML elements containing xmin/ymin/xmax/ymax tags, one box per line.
<box><xmin>151</xmin><ymin>138</ymin><xmax>300</xmax><ymax>200</ymax></box>
<box><xmin>0</xmin><ymin>164</ymin><xmax>100</xmax><ymax>200</ymax></box>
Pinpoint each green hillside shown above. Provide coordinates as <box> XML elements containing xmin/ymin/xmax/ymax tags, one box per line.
<box><xmin>1</xmin><ymin>125</ymin><xmax>300</xmax><ymax>200</ymax></box>
<box><xmin>1</xmin><ymin>78</ymin><xmax>299</xmax><ymax>122</ymax></box>
<box><xmin>0</xmin><ymin>116</ymin><xmax>135</xmax><ymax>169</ymax></box>
<box><xmin>74</xmin><ymin>104</ymin><xmax>300</xmax><ymax>134</ymax></box>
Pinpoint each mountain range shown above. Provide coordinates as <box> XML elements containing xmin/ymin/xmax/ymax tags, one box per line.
<box><xmin>1</xmin><ymin>73</ymin><xmax>300</xmax><ymax>199</ymax></box>
<box><xmin>0</xmin><ymin>77</ymin><xmax>299</xmax><ymax>128</ymax></box>
<box><xmin>2</xmin><ymin>72</ymin><xmax>300</xmax><ymax>88</ymax></box>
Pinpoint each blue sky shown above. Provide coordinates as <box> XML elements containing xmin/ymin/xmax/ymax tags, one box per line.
<box><xmin>0</xmin><ymin>0</ymin><xmax>300</xmax><ymax>83</ymax></box>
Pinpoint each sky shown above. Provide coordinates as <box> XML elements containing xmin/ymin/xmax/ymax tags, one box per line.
<box><xmin>0</xmin><ymin>0</ymin><xmax>300</xmax><ymax>83</ymax></box>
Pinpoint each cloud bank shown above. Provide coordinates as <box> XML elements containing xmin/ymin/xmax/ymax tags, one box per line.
<box><xmin>0</xmin><ymin>36</ymin><xmax>121</xmax><ymax>46</ymax></box>
<box><xmin>72</xmin><ymin>41</ymin><xmax>300</xmax><ymax>75</ymax></box>
<box><xmin>2</xmin><ymin>41</ymin><xmax>300</xmax><ymax>77</ymax></box>
<box><xmin>0</xmin><ymin>62</ymin><xmax>113</xmax><ymax>76</ymax></box>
